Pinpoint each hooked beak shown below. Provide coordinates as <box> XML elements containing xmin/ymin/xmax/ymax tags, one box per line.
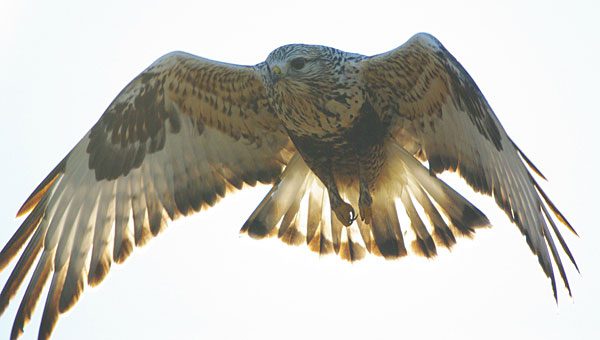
<box><xmin>270</xmin><ymin>65</ymin><xmax>283</xmax><ymax>83</ymax></box>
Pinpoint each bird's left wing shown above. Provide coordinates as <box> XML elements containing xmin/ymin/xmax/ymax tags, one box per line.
<box><xmin>359</xmin><ymin>33</ymin><xmax>577</xmax><ymax>299</ymax></box>
<box><xmin>0</xmin><ymin>52</ymin><xmax>292</xmax><ymax>339</ymax></box>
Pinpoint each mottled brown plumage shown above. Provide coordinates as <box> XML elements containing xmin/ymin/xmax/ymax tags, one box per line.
<box><xmin>0</xmin><ymin>33</ymin><xmax>577</xmax><ymax>339</ymax></box>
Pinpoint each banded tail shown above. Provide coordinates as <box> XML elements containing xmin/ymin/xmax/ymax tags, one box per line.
<box><xmin>241</xmin><ymin>142</ymin><xmax>490</xmax><ymax>261</ymax></box>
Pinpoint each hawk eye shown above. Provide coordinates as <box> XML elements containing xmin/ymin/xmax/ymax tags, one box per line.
<box><xmin>290</xmin><ymin>57</ymin><xmax>306</xmax><ymax>70</ymax></box>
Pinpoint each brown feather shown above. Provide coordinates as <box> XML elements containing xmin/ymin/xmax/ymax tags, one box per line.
<box><xmin>2</xmin><ymin>50</ymin><xmax>292</xmax><ymax>340</ymax></box>
<box><xmin>113</xmin><ymin>179</ymin><xmax>134</xmax><ymax>264</ymax></box>
<box><xmin>0</xmin><ymin>196</ymin><xmax>47</xmax><ymax>272</ymax></box>
<box><xmin>400</xmin><ymin>189</ymin><xmax>436</xmax><ymax>258</ymax></box>
<box><xmin>330</xmin><ymin>209</ymin><xmax>344</xmax><ymax>254</ymax></box>
<box><xmin>407</xmin><ymin>181</ymin><xmax>456</xmax><ymax>249</ymax></box>
<box><xmin>361</xmin><ymin>32</ymin><xmax>576</xmax><ymax>298</ymax></box>
<box><xmin>10</xmin><ymin>252</ymin><xmax>52</xmax><ymax>340</ymax></box>
<box><xmin>0</xmin><ymin>223</ymin><xmax>45</xmax><ymax>316</ymax></box>
<box><xmin>306</xmin><ymin>184</ymin><xmax>324</xmax><ymax>245</ymax></box>
<box><xmin>38</xmin><ymin>266</ymin><xmax>67</xmax><ymax>340</ymax></box>
<box><xmin>339</xmin><ymin>228</ymin><xmax>366</xmax><ymax>262</ymax></box>
<box><xmin>16</xmin><ymin>159</ymin><xmax>65</xmax><ymax>217</ymax></box>
<box><xmin>370</xmin><ymin>197</ymin><xmax>406</xmax><ymax>259</ymax></box>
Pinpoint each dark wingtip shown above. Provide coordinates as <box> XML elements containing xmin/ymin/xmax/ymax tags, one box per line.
<box><xmin>242</xmin><ymin>219</ymin><xmax>275</xmax><ymax>239</ymax></box>
<box><xmin>278</xmin><ymin>225</ymin><xmax>305</xmax><ymax>246</ymax></box>
<box><xmin>533</xmin><ymin>180</ymin><xmax>578</xmax><ymax>236</ymax></box>
<box><xmin>58</xmin><ymin>287</ymin><xmax>80</xmax><ymax>314</ymax></box>
<box><xmin>11</xmin><ymin>322</ymin><xmax>25</xmax><ymax>340</ymax></box>
<box><xmin>376</xmin><ymin>239</ymin><xmax>407</xmax><ymax>259</ymax></box>
<box><xmin>378</xmin><ymin>239</ymin><xmax>399</xmax><ymax>259</ymax></box>
<box><xmin>319</xmin><ymin>237</ymin><xmax>334</xmax><ymax>256</ymax></box>
<box><xmin>412</xmin><ymin>237</ymin><xmax>437</xmax><ymax>258</ymax></box>
<box><xmin>450</xmin><ymin>205</ymin><xmax>490</xmax><ymax>239</ymax></box>
<box><xmin>88</xmin><ymin>261</ymin><xmax>111</xmax><ymax>287</ymax></box>
<box><xmin>113</xmin><ymin>240</ymin><xmax>133</xmax><ymax>264</ymax></box>
<box><xmin>512</xmin><ymin>138</ymin><xmax>547</xmax><ymax>181</ymax></box>
<box><xmin>0</xmin><ymin>198</ymin><xmax>46</xmax><ymax>272</ymax></box>
<box><xmin>432</xmin><ymin>224</ymin><xmax>456</xmax><ymax>249</ymax></box>
<box><xmin>552</xmin><ymin>277</ymin><xmax>558</xmax><ymax>304</ymax></box>
<box><xmin>462</xmin><ymin>204</ymin><xmax>491</xmax><ymax>229</ymax></box>
<box><xmin>572</xmin><ymin>258</ymin><xmax>581</xmax><ymax>274</ymax></box>
<box><xmin>307</xmin><ymin>234</ymin><xmax>335</xmax><ymax>256</ymax></box>
<box><xmin>340</xmin><ymin>240</ymin><xmax>367</xmax><ymax>263</ymax></box>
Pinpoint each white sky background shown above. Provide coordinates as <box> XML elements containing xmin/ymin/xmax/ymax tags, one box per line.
<box><xmin>0</xmin><ymin>0</ymin><xmax>598</xmax><ymax>339</ymax></box>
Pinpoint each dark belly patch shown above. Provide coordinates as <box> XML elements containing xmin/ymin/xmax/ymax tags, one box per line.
<box><xmin>344</xmin><ymin>100</ymin><xmax>385</xmax><ymax>153</ymax></box>
<box><xmin>289</xmin><ymin>99</ymin><xmax>386</xmax><ymax>180</ymax></box>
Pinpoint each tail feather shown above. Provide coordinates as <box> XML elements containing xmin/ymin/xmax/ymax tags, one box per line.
<box><xmin>399</xmin><ymin>189</ymin><xmax>436</xmax><ymax>258</ymax></box>
<box><xmin>242</xmin><ymin>145</ymin><xmax>489</xmax><ymax>262</ymax></box>
<box><xmin>277</xmin><ymin>177</ymin><xmax>308</xmax><ymax>247</ymax></box>
<box><xmin>241</xmin><ymin>154</ymin><xmax>309</xmax><ymax>238</ymax></box>
<box><xmin>308</xmin><ymin>196</ymin><xmax>334</xmax><ymax>256</ymax></box>
<box><xmin>407</xmin><ymin>180</ymin><xmax>456</xmax><ymax>248</ymax></box>
<box><xmin>384</xmin><ymin>143</ymin><xmax>490</xmax><ymax>248</ymax></box>
<box><xmin>305</xmin><ymin>185</ymin><xmax>335</xmax><ymax>255</ymax></box>
<box><xmin>354</xmin><ymin>220</ymin><xmax>372</xmax><ymax>252</ymax></box>
<box><xmin>278</xmin><ymin>223</ymin><xmax>305</xmax><ymax>246</ymax></box>
<box><xmin>370</xmin><ymin>197</ymin><xmax>407</xmax><ymax>259</ymax></box>
<box><xmin>339</xmin><ymin>227</ymin><xmax>367</xmax><ymax>262</ymax></box>
<box><xmin>277</xmin><ymin>176</ymin><xmax>311</xmax><ymax>245</ymax></box>
<box><xmin>330</xmin><ymin>211</ymin><xmax>344</xmax><ymax>254</ymax></box>
<box><xmin>403</xmin><ymin>150</ymin><xmax>490</xmax><ymax>237</ymax></box>
<box><xmin>306</xmin><ymin>184</ymin><xmax>324</xmax><ymax>245</ymax></box>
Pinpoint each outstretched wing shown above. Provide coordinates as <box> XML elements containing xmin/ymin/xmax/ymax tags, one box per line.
<box><xmin>0</xmin><ymin>52</ymin><xmax>292</xmax><ymax>339</ymax></box>
<box><xmin>360</xmin><ymin>33</ymin><xmax>578</xmax><ymax>299</ymax></box>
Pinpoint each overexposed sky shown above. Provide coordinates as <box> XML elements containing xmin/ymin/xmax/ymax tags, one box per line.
<box><xmin>0</xmin><ymin>0</ymin><xmax>598</xmax><ymax>339</ymax></box>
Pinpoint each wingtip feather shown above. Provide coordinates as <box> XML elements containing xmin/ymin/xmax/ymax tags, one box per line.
<box><xmin>0</xmin><ymin>226</ymin><xmax>44</xmax><ymax>316</ymax></box>
<box><xmin>10</xmin><ymin>252</ymin><xmax>52</xmax><ymax>340</ymax></box>
<box><xmin>534</xmin><ymin>180</ymin><xmax>578</xmax><ymax>236</ymax></box>
<box><xmin>512</xmin><ymin>140</ymin><xmax>547</xmax><ymax>181</ymax></box>
<box><xmin>0</xmin><ymin>198</ymin><xmax>47</xmax><ymax>273</ymax></box>
<box><xmin>16</xmin><ymin>159</ymin><xmax>65</xmax><ymax>218</ymax></box>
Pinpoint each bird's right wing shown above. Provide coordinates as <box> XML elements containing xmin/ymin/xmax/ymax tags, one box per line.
<box><xmin>0</xmin><ymin>52</ymin><xmax>292</xmax><ymax>339</ymax></box>
<box><xmin>359</xmin><ymin>33</ymin><xmax>577</xmax><ymax>298</ymax></box>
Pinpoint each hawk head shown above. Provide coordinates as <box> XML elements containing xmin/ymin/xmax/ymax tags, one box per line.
<box><xmin>264</xmin><ymin>44</ymin><xmax>343</xmax><ymax>91</ymax></box>
<box><xmin>261</xmin><ymin>44</ymin><xmax>365</xmax><ymax>136</ymax></box>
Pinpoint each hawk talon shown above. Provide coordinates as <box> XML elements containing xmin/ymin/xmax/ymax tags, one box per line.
<box><xmin>332</xmin><ymin>201</ymin><xmax>356</xmax><ymax>226</ymax></box>
<box><xmin>359</xmin><ymin>187</ymin><xmax>373</xmax><ymax>224</ymax></box>
<box><xmin>350</xmin><ymin>209</ymin><xmax>358</xmax><ymax>224</ymax></box>
<box><xmin>359</xmin><ymin>202</ymin><xmax>372</xmax><ymax>225</ymax></box>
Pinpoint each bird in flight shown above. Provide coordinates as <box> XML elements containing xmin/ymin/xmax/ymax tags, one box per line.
<box><xmin>0</xmin><ymin>33</ymin><xmax>578</xmax><ymax>339</ymax></box>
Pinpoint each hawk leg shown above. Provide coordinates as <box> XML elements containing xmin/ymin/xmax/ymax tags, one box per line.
<box><xmin>358</xmin><ymin>180</ymin><xmax>373</xmax><ymax>224</ymax></box>
<box><xmin>357</xmin><ymin>143</ymin><xmax>384</xmax><ymax>225</ymax></box>
<box><xmin>331</xmin><ymin>196</ymin><xmax>356</xmax><ymax>227</ymax></box>
<box><xmin>309</xmin><ymin>160</ymin><xmax>356</xmax><ymax>226</ymax></box>
<box><xmin>320</xmin><ymin>170</ymin><xmax>356</xmax><ymax>227</ymax></box>
<box><xmin>344</xmin><ymin>98</ymin><xmax>385</xmax><ymax>226</ymax></box>
<box><xmin>288</xmin><ymin>134</ymin><xmax>357</xmax><ymax>226</ymax></box>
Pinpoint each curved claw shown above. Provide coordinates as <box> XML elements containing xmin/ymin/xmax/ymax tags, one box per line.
<box><xmin>333</xmin><ymin>202</ymin><xmax>356</xmax><ymax>226</ymax></box>
<box><xmin>359</xmin><ymin>189</ymin><xmax>373</xmax><ymax>225</ymax></box>
<box><xmin>349</xmin><ymin>208</ymin><xmax>358</xmax><ymax>224</ymax></box>
<box><xmin>359</xmin><ymin>202</ymin><xmax>372</xmax><ymax>225</ymax></box>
